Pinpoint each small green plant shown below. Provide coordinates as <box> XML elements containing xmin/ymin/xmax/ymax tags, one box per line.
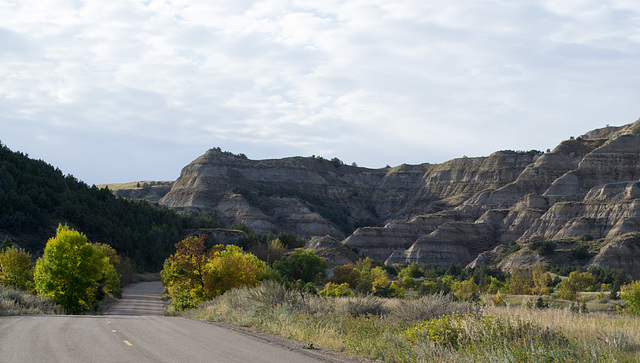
<box><xmin>302</xmin><ymin>342</ymin><xmax>317</xmax><ymax>350</ymax></box>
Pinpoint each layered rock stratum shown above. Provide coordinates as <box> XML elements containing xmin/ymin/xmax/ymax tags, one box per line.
<box><xmin>157</xmin><ymin>119</ymin><xmax>640</xmax><ymax>278</ymax></box>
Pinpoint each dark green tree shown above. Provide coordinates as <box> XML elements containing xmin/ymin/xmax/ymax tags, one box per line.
<box><xmin>273</xmin><ymin>248</ymin><xmax>327</xmax><ymax>283</ymax></box>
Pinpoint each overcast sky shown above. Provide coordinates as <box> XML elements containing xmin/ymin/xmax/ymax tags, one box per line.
<box><xmin>1</xmin><ymin>0</ymin><xmax>639</xmax><ymax>185</ymax></box>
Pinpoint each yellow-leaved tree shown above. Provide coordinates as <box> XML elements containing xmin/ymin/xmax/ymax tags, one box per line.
<box><xmin>34</xmin><ymin>224</ymin><xmax>120</xmax><ymax>314</ymax></box>
<box><xmin>204</xmin><ymin>245</ymin><xmax>266</xmax><ymax>297</ymax></box>
<box><xmin>161</xmin><ymin>236</ymin><xmax>267</xmax><ymax>310</ymax></box>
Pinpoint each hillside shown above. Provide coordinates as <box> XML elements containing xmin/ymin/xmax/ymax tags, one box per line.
<box><xmin>0</xmin><ymin>143</ymin><xmax>220</xmax><ymax>271</ymax></box>
<box><xmin>157</xmin><ymin>119</ymin><xmax>640</xmax><ymax>278</ymax></box>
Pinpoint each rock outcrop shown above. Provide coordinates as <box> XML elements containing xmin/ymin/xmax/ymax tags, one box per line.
<box><xmin>357</xmin><ymin>119</ymin><xmax>640</xmax><ymax>275</ymax></box>
<box><xmin>158</xmin><ymin>119</ymin><xmax>640</xmax><ymax>276</ymax></box>
<box><xmin>160</xmin><ymin>148</ymin><xmax>539</xmax><ymax>238</ymax></box>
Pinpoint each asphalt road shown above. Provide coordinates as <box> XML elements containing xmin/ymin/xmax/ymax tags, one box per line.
<box><xmin>0</xmin><ymin>282</ymin><xmax>360</xmax><ymax>363</ymax></box>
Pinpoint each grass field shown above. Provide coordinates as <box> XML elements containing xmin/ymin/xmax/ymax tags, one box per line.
<box><xmin>181</xmin><ymin>282</ymin><xmax>640</xmax><ymax>362</ymax></box>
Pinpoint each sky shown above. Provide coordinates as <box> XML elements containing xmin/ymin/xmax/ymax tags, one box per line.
<box><xmin>1</xmin><ymin>0</ymin><xmax>639</xmax><ymax>185</ymax></box>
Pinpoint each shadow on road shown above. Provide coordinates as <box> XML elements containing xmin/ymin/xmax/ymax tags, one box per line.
<box><xmin>106</xmin><ymin>281</ymin><xmax>165</xmax><ymax>316</ymax></box>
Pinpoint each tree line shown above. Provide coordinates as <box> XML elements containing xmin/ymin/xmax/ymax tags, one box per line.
<box><xmin>0</xmin><ymin>142</ymin><xmax>222</xmax><ymax>271</ymax></box>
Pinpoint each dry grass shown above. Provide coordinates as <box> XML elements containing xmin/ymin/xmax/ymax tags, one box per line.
<box><xmin>182</xmin><ymin>282</ymin><xmax>640</xmax><ymax>362</ymax></box>
<box><xmin>487</xmin><ymin>304</ymin><xmax>640</xmax><ymax>353</ymax></box>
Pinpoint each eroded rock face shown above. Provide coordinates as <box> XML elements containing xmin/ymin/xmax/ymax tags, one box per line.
<box><xmin>343</xmin><ymin>119</ymin><xmax>640</xmax><ymax>277</ymax></box>
<box><xmin>160</xmin><ymin>148</ymin><xmax>537</xmax><ymax>239</ymax></box>
<box><xmin>589</xmin><ymin>232</ymin><xmax>640</xmax><ymax>279</ymax></box>
<box><xmin>159</xmin><ymin>119</ymin><xmax>640</xmax><ymax>277</ymax></box>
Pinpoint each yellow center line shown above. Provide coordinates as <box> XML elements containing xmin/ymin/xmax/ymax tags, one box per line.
<box><xmin>123</xmin><ymin>340</ymin><xmax>133</xmax><ymax>347</ymax></box>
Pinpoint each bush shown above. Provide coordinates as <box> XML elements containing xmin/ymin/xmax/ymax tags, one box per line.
<box><xmin>559</xmin><ymin>272</ymin><xmax>596</xmax><ymax>301</ymax></box>
<box><xmin>572</xmin><ymin>242</ymin><xmax>591</xmax><ymax>260</ymax></box>
<box><xmin>345</xmin><ymin>295</ymin><xmax>387</xmax><ymax>317</ymax></box>
<box><xmin>248</xmin><ymin>280</ymin><xmax>299</xmax><ymax>310</ymax></box>
<box><xmin>402</xmin><ymin>313</ymin><xmax>567</xmax><ymax>350</ymax></box>
<box><xmin>319</xmin><ymin>282</ymin><xmax>353</xmax><ymax>297</ymax></box>
<box><xmin>204</xmin><ymin>245</ymin><xmax>266</xmax><ymax>297</ymax></box>
<box><xmin>530</xmin><ymin>240</ymin><xmax>556</xmax><ymax>255</ymax></box>
<box><xmin>620</xmin><ymin>281</ymin><xmax>640</xmax><ymax>315</ymax></box>
<box><xmin>0</xmin><ymin>246</ymin><xmax>34</xmax><ymax>291</ymax></box>
<box><xmin>392</xmin><ymin>293</ymin><xmax>477</xmax><ymax>321</ymax></box>
<box><xmin>451</xmin><ymin>278</ymin><xmax>478</xmax><ymax>301</ymax></box>
<box><xmin>331</xmin><ymin>264</ymin><xmax>361</xmax><ymax>287</ymax></box>
<box><xmin>579</xmin><ymin>234</ymin><xmax>594</xmax><ymax>242</ymax></box>
<box><xmin>398</xmin><ymin>263</ymin><xmax>424</xmax><ymax>279</ymax></box>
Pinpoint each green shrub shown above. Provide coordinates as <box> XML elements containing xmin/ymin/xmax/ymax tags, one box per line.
<box><xmin>579</xmin><ymin>233</ymin><xmax>594</xmax><ymax>241</ymax></box>
<box><xmin>0</xmin><ymin>246</ymin><xmax>34</xmax><ymax>291</ymax></box>
<box><xmin>572</xmin><ymin>242</ymin><xmax>591</xmax><ymax>260</ymax></box>
<box><xmin>403</xmin><ymin>312</ymin><xmax>466</xmax><ymax>348</ymax></box>
<box><xmin>530</xmin><ymin>239</ymin><xmax>556</xmax><ymax>255</ymax></box>
<box><xmin>319</xmin><ymin>282</ymin><xmax>353</xmax><ymax>297</ymax></box>
<box><xmin>620</xmin><ymin>281</ymin><xmax>640</xmax><ymax>315</ymax></box>
<box><xmin>506</xmin><ymin>241</ymin><xmax>521</xmax><ymax>254</ymax></box>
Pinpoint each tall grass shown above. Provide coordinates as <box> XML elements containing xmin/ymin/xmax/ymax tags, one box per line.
<box><xmin>181</xmin><ymin>282</ymin><xmax>640</xmax><ymax>362</ymax></box>
<box><xmin>0</xmin><ymin>286</ymin><xmax>62</xmax><ymax>315</ymax></box>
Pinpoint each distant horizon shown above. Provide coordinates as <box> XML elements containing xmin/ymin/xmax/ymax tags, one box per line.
<box><xmin>11</xmin><ymin>118</ymin><xmax>626</xmax><ymax>187</ymax></box>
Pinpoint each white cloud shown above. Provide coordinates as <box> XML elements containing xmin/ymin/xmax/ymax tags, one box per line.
<box><xmin>1</xmin><ymin>0</ymin><xmax>639</xmax><ymax>184</ymax></box>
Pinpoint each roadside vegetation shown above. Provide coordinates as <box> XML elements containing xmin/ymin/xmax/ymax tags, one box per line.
<box><xmin>182</xmin><ymin>282</ymin><xmax>640</xmax><ymax>362</ymax></box>
<box><xmin>1</xmin><ymin>225</ymin><xmax>136</xmax><ymax>315</ymax></box>
<box><xmin>163</xmin><ymin>231</ymin><xmax>640</xmax><ymax>362</ymax></box>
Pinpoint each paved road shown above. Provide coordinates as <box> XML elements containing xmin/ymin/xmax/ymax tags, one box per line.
<box><xmin>0</xmin><ymin>282</ymin><xmax>358</xmax><ymax>363</ymax></box>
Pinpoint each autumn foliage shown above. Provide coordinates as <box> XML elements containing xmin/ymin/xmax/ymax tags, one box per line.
<box><xmin>161</xmin><ymin>236</ymin><xmax>267</xmax><ymax>310</ymax></box>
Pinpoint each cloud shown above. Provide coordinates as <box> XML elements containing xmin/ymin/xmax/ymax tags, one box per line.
<box><xmin>1</xmin><ymin>0</ymin><xmax>639</xmax><ymax>184</ymax></box>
